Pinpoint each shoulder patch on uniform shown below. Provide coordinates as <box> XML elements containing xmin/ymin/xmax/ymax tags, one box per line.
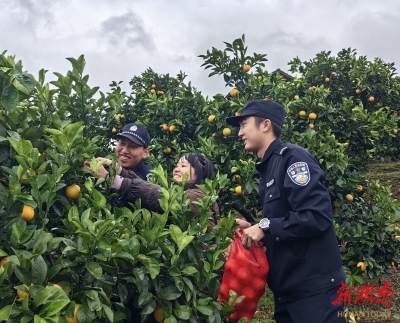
<box><xmin>266</xmin><ymin>178</ymin><xmax>275</xmax><ymax>188</ymax></box>
<box><xmin>287</xmin><ymin>162</ymin><xmax>310</xmax><ymax>186</ymax></box>
<box><xmin>280</xmin><ymin>147</ymin><xmax>289</xmax><ymax>155</ymax></box>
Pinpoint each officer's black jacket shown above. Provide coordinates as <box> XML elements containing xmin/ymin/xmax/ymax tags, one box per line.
<box><xmin>256</xmin><ymin>138</ymin><xmax>345</xmax><ymax>302</ymax></box>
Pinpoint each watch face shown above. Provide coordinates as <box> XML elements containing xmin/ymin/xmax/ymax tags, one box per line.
<box><xmin>259</xmin><ymin>218</ymin><xmax>270</xmax><ymax>229</ymax></box>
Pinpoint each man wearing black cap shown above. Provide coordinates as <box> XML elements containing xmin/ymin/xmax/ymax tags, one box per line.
<box><xmin>226</xmin><ymin>100</ymin><xmax>345</xmax><ymax>322</ymax></box>
<box><xmin>86</xmin><ymin>123</ymin><xmax>153</xmax><ymax>206</ymax></box>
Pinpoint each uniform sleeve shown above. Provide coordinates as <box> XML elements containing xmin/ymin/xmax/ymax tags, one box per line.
<box><xmin>269</xmin><ymin>148</ymin><xmax>333</xmax><ymax>241</ymax></box>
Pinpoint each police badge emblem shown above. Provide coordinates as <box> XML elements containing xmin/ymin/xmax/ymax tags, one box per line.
<box><xmin>287</xmin><ymin>162</ymin><xmax>310</xmax><ymax>186</ymax></box>
<box><xmin>130</xmin><ymin>125</ymin><xmax>138</xmax><ymax>131</ymax></box>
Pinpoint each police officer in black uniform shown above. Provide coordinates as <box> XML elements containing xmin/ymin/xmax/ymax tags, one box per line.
<box><xmin>226</xmin><ymin>100</ymin><xmax>346</xmax><ymax>323</ymax></box>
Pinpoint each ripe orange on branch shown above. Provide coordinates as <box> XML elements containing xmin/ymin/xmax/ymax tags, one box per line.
<box><xmin>230</xmin><ymin>88</ymin><xmax>239</xmax><ymax>97</ymax></box>
<box><xmin>222</xmin><ymin>128</ymin><xmax>231</xmax><ymax>136</ymax></box>
<box><xmin>21</xmin><ymin>205</ymin><xmax>35</xmax><ymax>221</ymax></box>
<box><xmin>66</xmin><ymin>184</ymin><xmax>81</xmax><ymax>200</ymax></box>
<box><xmin>242</xmin><ymin>64</ymin><xmax>251</xmax><ymax>72</ymax></box>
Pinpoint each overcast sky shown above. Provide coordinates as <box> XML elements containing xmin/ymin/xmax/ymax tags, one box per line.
<box><xmin>1</xmin><ymin>0</ymin><xmax>399</xmax><ymax>97</ymax></box>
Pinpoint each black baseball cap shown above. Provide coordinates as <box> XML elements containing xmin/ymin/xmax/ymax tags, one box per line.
<box><xmin>226</xmin><ymin>99</ymin><xmax>285</xmax><ymax>128</ymax></box>
<box><xmin>114</xmin><ymin>123</ymin><xmax>151</xmax><ymax>148</ymax></box>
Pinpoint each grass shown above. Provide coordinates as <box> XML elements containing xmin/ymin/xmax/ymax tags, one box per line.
<box><xmin>251</xmin><ymin>160</ymin><xmax>400</xmax><ymax>322</ymax></box>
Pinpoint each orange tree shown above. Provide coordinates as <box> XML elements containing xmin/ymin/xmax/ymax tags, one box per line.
<box><xmin>0</xmin><ymin>52</ymin><xmax>238</xmax><ymax>323</ymax></box>
<box><xmin>288</xmin><ymin>48</ymin><xmax>400</xmax><ymax>165</ymax></box>
<box><xmin>1</xmin><ymin>35</ymin><xmax>400</xmax><ymax>322</ymax></box>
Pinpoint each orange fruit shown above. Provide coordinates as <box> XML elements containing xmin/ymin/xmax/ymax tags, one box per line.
<box><xmin>154</xmin><ymin>305</ymin><xmax>164</xmax><ymax>323</ymax></box>
<box><xmin>235</xmin><ymin>111</ymin><xmax>241</xmax><ymax>116</ymax></box>
<box><xmin>17</xmin><ymin>284</ymin><xmax>29</xmax><ymax>299</ymax></box>
<box><xmin>211</xmin><ymin>133</ymin><xmax>216</xmax><ymax>137</ymax></box>
<box><xmin>235</xmin><ymin>186</ymin><xmax>242</xmax><ymax>195</ymax></box>
<box><xmin>308</xmin><ymin>86</ymin><xmax>314</xmax><ymax>91</ymax></box>
<box><xmin>338</xmin><ymin>87</ymin><xmax>343</xmax><ymax>91</ymax></box>
<box><xmin>233</xmin><ymin>174</ymin><xmax>241</xmax><ymax>180</ymax></box>
<box><xmin>222</xmin><ymin>128</ymin><xmax>231</xmax><ymax>136</ymax></box>
<box><xmin>357</xmin><ymin>262</ymin><xmax>366</xmax><ymax>272</ymax></box>
<box><xmin>331</xmin><ymin>72</ymin><xmax>336</xmax><ymax>76</ymax></box>
<box><xmin>298</xmin><ymin>110</ymin><xmax>306</xmax><ymax>117</ymax></box>
<box><xmin>345</xmin><ymin>194</ymin><xmax>354</xmax><ymax>202</ymax></box>
<box><xmin>393</xmin><ymin>129</ymin><xmax>398</xmax><ymax>134</ymax></box>
<box><xmin>324</xmin><ymin>77</ymin><xmax>330</xmax><ymax>82</ymax></box>
<box><xmin>66</xmin><ymin>184</ymin><xmax>81</xmax><ymax>200</ymax></box>
<box><xmin>236</xmin><ymin>266</ymin><xmax>252</xmax><ymax>284</ymax></box>
<box><xmin>151</xmin><ymin>84</ymin><xmax>156</xmax><ymax>89</ymax></box>
<box><xmin>333</xmin><ymin>200</ymin><xmax>341</xmax><ymax>208</ymax></box>
<box><xmin>162</xmin><ymin>124</ymin><xmax>169</xmax><ymax>131</ymax></box>
<box><xmin>308</xmin><ymin>112</ymin><xmax>317</xmax><ymax>120</ymax></box>
<box><xmin>309</xmin><ymin>123</ymin><xmax>315</xmax><ymax>129</ymax></box>
<box><xmin>157</xmin><ymin>91</ymin><xmax>164</xmax><ymax>95</ymax></box>
<box><xmin>21</xmin><ymin>205</ymin><xmax>35</xmax><ymax>221</ymax></box>
<box><xmin>355</xmin><ymin>89</ymin><xmax>362</xmax><ymax>94</ymax></box>
<box><xmin>150</xmin><ymin>89</ymin><xmax>156</xmax><ymax>94</ymax></box>
<box><xmin>169</xmin><ymin>125</ymin><xmax>176</xmax><ymax>132</ymax></box>
<box><xmin>242</xmin><ymin>64</ymin><xmax>251</xmax><ymax>72</ymax></box>
<box><xmin>208</xmin><ymin>115</ymin><xmax>216</xmax><ymax>123</ymax></box>
<box><xmin>230</xmin><ymin>88</ymin><xmax>239</xmax><ymax>97</ymax></box>
<box><xmin>111</xmin><ymin>127</ymin><xmax>117</xmax><ymax>133</ymax></box>
<box><xmin>257</xmin><ymin>76</ymin><xmax>263</xmax><ymax>80</ymax></box>
<box><xmin>0</xmin><ymin>257</ymin><xmax>10</xmax><ymax>267</ymax></box>
<box><xmin>377</xmin><ymin>102</ymin><xmax>383</xmax><ymax>107</ymax></box>
<box><xmin>164</xmin><ymin>147</ymin><xmax>171</xmax><ymax>154</ymax></box>
<box><xmin>65</xmin><ymin>304</ymin><xmax>81</xmax><ymax>323</ymax></box>
<box><xmin>357</xmin><ymin>185</ymin><xmax>363</xmax><ymax>192</ymax></box>
<box><xmin>368</xmin><ymin>96</ymin><xmax>375</xmax><ymax>102</ymax></box>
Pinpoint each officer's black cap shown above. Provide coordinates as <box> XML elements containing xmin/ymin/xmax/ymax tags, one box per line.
<box><xmin>114</xmin><ymin>123</ymin><xmax>151</xmax><ymax>148</ymax></box>
<box><xmin>226</xmin><ymin>99</ymin><xmax>285</xmax><ymax>128</ymax></box>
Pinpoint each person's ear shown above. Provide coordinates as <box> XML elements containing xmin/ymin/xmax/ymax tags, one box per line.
<box><xmin>142</xmin><ymin>147</ymin><xmax>150</xmax><ymax>158</ymax></box>
<box><xmin>261</xmin><ymin>119</ymin><xmax>272</xmax><ymax>133</ymax></box>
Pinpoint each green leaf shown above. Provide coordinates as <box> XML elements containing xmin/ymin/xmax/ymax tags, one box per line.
<box><xmin>12</xmin><ymin>222</ymin><xmax>23</xmax><ymax>241</ymax></box>
<box><xmin>157</xmin><ymin>285</ymin><xmax>182</xmax><ymax>301</ymax></box>
<box><xmin>45</xmin><ymin>299</ymin><xmax>70</xmax><ymax>316</ymax></box>
<box><xmin>138</xmin><ymin>290</ymin><xmax>153</xmax><ymax>307</ymax></box>
<box><xmin>31</xmin><ymin>255</ymin><xmax>47</xmax><ymax>285</ymax></box>
<box><xmin>174</xmin><ymin>305</ymin><xmax>192</xmax><ymax>320</ymax></box>
<box><xmin>33</xmin><ymin>315</ymin><xmax>47</xmax><ymax>323</ymax></box>
<box><xmin>85</xmin><ymin>262</ymin><xmax>102</xmax><ymax>279</ymax></box>
<box><xmin>102</xmin><ymin>304</ymin><xmax>113</xmax><ymax>322</ymax></box>
<box><xmin>0</xmin><ymin>249</ymin><xmax>7</xmax><ymax>257</ymax></box>
<box><xmin>92</xmin><ymin>188</ymin><xmax>106</xmax><ymax>208</ymax></box>
<box><xmin>77</xmin><ymin>302</ymin><xmax>96</xmax><ymax>323</ymax></box>
<box><xmin>1</xmin><ymin>84</ymin><xmax>19</xmax><ymax>112</ymax></box>
<box><xmin>169</xmin><ymin>224</ymin><xmax>182</xmax><ymax>245</ymax></box>
<box><xmin>178</xmin><ymin>236</ymin><xmax>194</xmax><ymax>253</ymax></box>
<box><xmin>34</xmin><ymin>288</ymin><xmax>51</xmax><ymax>307</ymax></box>
<box><xmin>181</xmin><ymin>265</ymin><xmax>198</xmax><ymax>275</ymax></box>
<box><xmin>168</xmin><ymin>266</ymin><xmax>181</xmax><ymax>277</ymax></box>
<box><xmin>0</xmin><ymin>304</ymin><xmax>12</xmax><ymax>320</ymax></box>
<box><xmin>14</xmin><ymin>73</ymin><xmax>36</xmax><ymax>92</ymax></box>
<box><xmin>137</xmin><ymin>255</ymin><xmax>160</xmax><ymax>279</ymax></box>
<box><xmin>196</xmin><ymin>305</ymin><xmax>213</xmax><ymax>315</ymax></box>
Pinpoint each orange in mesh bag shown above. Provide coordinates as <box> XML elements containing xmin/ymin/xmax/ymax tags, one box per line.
<box><xmin>218</xmin><ymin>228</ymin><xmax>269</xmax><ymax>322</ymax></box>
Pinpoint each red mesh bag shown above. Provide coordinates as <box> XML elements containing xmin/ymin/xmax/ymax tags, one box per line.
<box><xmin>218</xmin><ymin>228</ymin><xmax>269</xmax><ymax>322</ymax></box>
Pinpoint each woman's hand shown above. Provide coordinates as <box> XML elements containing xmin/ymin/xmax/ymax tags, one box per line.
<box><xmin>236</xmin><ymin>218</ymin><xmax>251</xmax><ymax>228</ymax></box>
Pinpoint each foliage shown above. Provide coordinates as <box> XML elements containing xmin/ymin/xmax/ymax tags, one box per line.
<box><xmin>1</xmin><ymin>35</ymin><xmax>400</xmax><ymax>322</ymax></box>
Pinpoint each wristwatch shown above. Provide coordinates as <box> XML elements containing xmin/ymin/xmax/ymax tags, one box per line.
<box><xmin>258</xmin><ymin>218</ymin><xmax>270</xmax><ymax>234</ymax></box>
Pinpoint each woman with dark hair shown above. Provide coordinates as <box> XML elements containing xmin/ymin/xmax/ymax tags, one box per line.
<box><xmin>90</xmin><ymin>152</ymin><xmax>219</xmax><ymax>229</ymax></box>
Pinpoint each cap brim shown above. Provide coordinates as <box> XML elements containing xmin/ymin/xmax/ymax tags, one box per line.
<box><xmin>113</xmin><ymin>133</ymin><xmax>146</xmax><ymax>147</ymax></box>
<box><xmin>226</xmin><ymin>116</ymin><xmax>243</xmax><ymax>127</ymax></box>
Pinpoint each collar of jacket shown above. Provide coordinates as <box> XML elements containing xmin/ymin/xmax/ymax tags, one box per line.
<box><xmin>184</xmin><ymin>179</ymin><xmax>200</xmax><ymax>190</ymax></box>
<box><xmin>255</xmin><ymin>138</ymin><xmax>283</xmax><ymax>172</ymax></box>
